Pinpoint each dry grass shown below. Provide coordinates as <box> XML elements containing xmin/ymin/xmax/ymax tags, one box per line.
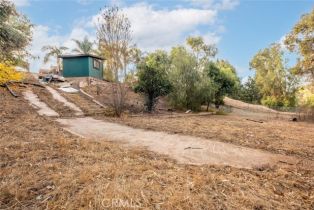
<box><xmin>102</xmin><ymin>114</ymin><xmax>314</xmax><ymax>160</ymax></box>
<box><xmin>1</xmin><ymin>87</ymin><xmax>314</xmax><ymax>209</ymax></box>
<box><xmin>82</xmin><ymin>82</ymin><xmax>145</xmax><ymax>113</ymax></box>
<box><xmin>82</xmin><ymin>83</ymin><xmax>171</xmax><ymax>114</ymax></box>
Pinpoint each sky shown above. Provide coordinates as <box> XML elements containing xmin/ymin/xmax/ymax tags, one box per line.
<box><xmin>12</xmin><ymin>0</ymin><xmax>314</xmax><ymax>80</ymax></box>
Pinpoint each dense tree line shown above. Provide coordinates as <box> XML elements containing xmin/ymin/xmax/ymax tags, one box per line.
<box><xmin>242</xmin><ymin>8</ymin><xmax>314</xmax><ymax>109</ymax></box>
<box><xmin>135</xmin><ymin>37</ymin><xmax>239</xmax><ymax>112</ymax></box>
<box><xmin>249</xmin><ymin>43</ymin><xmax>298</xmax><ymax>107</ymax></box>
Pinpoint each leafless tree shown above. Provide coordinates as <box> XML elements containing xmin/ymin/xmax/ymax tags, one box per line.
<box><xmin>96</xmin><ymin>6</ymin><xmax>133</xmax><ymax>116</ymax></box>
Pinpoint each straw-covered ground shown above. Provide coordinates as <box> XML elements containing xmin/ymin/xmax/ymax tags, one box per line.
<box><xmin>1</xmin><ymin>86</ymin><xmax>314</xmax><ymax>209</ymax></box>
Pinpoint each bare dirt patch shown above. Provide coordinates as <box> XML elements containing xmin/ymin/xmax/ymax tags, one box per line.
<box><xmin>57</xmin><ymin>117</ymin><xmax>305</xmax><ymax>169</ymax></box>
<box><xmin>102</xmin><ymin>114</ymin><xmax>314</xmax><ymax>160</ymax></box>
<box><xmin>1</xmin><ymin>87</ymin><xmax>314</xmax><ymax>209</ymax></box>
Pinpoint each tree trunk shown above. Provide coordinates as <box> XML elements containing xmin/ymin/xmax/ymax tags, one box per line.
<box><xmin>147</xmin><ymin>94</ymin><xmax>154</xmax><ymax>112</ymax></box>
<box><xmin>56</xmin><ymin>57</ymin><xmax>60</xmax><ymax>74</ymax></box>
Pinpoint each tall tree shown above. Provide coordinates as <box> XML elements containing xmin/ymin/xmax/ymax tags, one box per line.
<box><xmin>239</xmin><ymin>77</ymin><xmax>261</xmax><ymax>104</ymax></box>
<box><xmin>41</xmin><ymin>45</ymin><xmax>68</xmax><ymax>72</ymax></box>
<box><xmin>205</xmin><ymin>62</ymin><xmax>235</xmax><ymax>108</ymax></box>
<box><xmin>96</xmin><ymin>6</ymin><xmax>133</xmax><ymax>116</ymax></box>
<box><xmin>72</xmin><ymin>36</ymin><xmax>95</xmax><ymax>54</ymax></box>
<box><xmin>250</xmin><ymin>43</ymin><xmax>297</xmax><ymax>107</ymax></box>
<box><xmin>0</xmin><ymin>0</ymin><xmax>32</xmax><ymax>64</ymax></box>
<box><xmin>96</xmin><ymin>6</ymin><xmax>132</xmax><ymax>82</ymax></box>
<box><xmin>169</xmin><ymin>46</ymin><xmax>201</xmax><ymax>110</ymax></box>
<box><xmin>169</xmin><ymin>37</ymin><xmax>229</xmax><ymax>111</ymax></box>
<box><xmin>216</xmin><ymin>59</ymin><xmax>241</xmax><ymax>98</ymax></box>
<box><xmin>199</xmin><ymin>74</ymin><xmax>217</xmax><ymax>111</ymax></box>
<box><xmin>186</xmin><ymin>36</ymin><xmax>217</xmax><ymax>62</ymax></box>
<box><xmin>134</xmin><ymin>50</ymin><xmax>172</xmax><ymax>112</ymax></box>
<box><xmin>285</xmin><ymin>8</ymin><xmax>314</xmax><ymax>82</ymax></box>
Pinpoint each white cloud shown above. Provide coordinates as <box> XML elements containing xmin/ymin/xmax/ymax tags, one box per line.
<box><xmin>92</xmin><ymin>3</ymin><xmax>219</xmax><ymax>52</ymax></box>
<box><xmin>28</xmin><ymin>1</ymin><xmax>239</xmax><ymax>72</ymax></box>
<box><xmin>10</xmin><ymin>0</ymin><xmax>29</xmax><ymax>7</ymax></box>
<box><xmin>28</xmin><ymin>25</ymin><xmax>63</xmax><ymax>72</ymax></box>
<box><xmin>202</xmin><ymin>32</ymin><xmax>221</xmax><ymax>45</ymax></box>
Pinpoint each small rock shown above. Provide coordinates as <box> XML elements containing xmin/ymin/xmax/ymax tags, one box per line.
<box><xmin>36</xmin><ymin>195</ymin><xmax>43</xmax><ymax>200</ymax></box>
<box><xmin>46</xmin><ymin>185</ymin><xmax>55</xmax><ymax>190</ymax></box>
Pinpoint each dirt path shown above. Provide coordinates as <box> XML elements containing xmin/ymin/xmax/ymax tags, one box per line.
<box><xmin>23</xmin><ymin>90</ymin><xmax>59</xmax><ymax>117</ymax></box>
<box><xmin>23</xmin><ymin>88</ymin><xmax>309</xmax><ymax>169</ymax></box>
<box><xmin>56</xmin><ymin>117</ymin><xmax>302</xmax><ymax>169</ymax></box>
<box><xmin>46</xmin><ymin>86</ymin><xmax>83</xmax><ymax>116</ymax></box>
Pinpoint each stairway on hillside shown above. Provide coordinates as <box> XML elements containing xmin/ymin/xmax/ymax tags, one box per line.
<box><xmin>60</xmin><ymin>91</ymin><xmax>107</xmax><ymax>116</ymax></box>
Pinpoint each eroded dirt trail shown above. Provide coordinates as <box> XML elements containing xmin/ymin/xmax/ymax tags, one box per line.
<box><xmin>23</xmin><ymin>90</ymin><xmax>59</xmax><ymax>117</ymax></box>
<box><xmin>57</xmin><ymin>117</ymin><xmax>301</xmax><ymax>169</ymax></box>
<box><xmin>45</xmin><ymin>86</ymin><xmax>84</xmax><ymax>116</ymax></box>
<box><xmin>22</xmin><ymin>87</ymin><xmax>309</xmax><ymax>169</ymax></box>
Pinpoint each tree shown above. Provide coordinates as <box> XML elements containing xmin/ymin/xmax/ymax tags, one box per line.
<box><xmin>186</xmin><ymin>36</ymin><xmax>217</xmax><ymax>62</ymax></box>
<box><xmin>250</xmin><ymin>43</ymin><xmax>298</xmax><ymax>107</ymax></box>
<box><xmin>41</xmin><ymin>45</ymin><xmax>68</xmax><ymax>73</ymax></box>
<box><xmin>215</xmin><ymin>59</ymin><xmax>241</xmax><ymax>98</ymax></box>
<box><xmin>0</xmin><ymin>0</ymin><xmax>32</xmax><ymax>64</ymax></box>
<box><xmin>239</xmin><ymin>77</ymin><xmax>261</xmax><ymax>104</ymax></box>
<box><xmin>96</xmin><ymin>6</ymin><xmax>133</xmax><ymax>116</ymax></box>
<box><xmin>134</xmin><ymin>51</ymin><xmax>172</xmax><ymax>112</ymax></box>
<box><xmin>199</xmin><ymin>75</ymin><xmax>217</xmax><ymax>111</ymax></box>
<box><xmin>205</xmin><ymin>62</ymin><xmax>235</xmax><ymax>108</ymax></box>
<box><xmin>167</xmin><ymin>36</ymin><xmax>220</xmax><ymax>111</ymax></box>
<box><xmin>284</xmin><ymin>8</ymin><xmax>314</xmax><ymax>82</ymax></box>
<box><xmin>97</xmin><ymin>6</ymin><xmax>132</xmax><ymax>81</ymax></box>
<box><xmin>297</xmin><ymin>85</ymin><xmax>314</xmax><ymax>108</ymax></box>
<box><xmin>169</xmin><ymin>46</ymin><xmax>201</xmax><ymax>110</ymax></box>
<box><xmin>72</xmin><ymin>36</ymin><xmax>95</xmax><ymax>54</ymax></box>
<box><xmin>168</xmin><ymin>37</ymin><xmax>237</xmax><ymax>111</ymax></box>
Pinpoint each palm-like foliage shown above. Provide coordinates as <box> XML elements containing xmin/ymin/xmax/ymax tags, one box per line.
<box><xmin>41</xmin><ymin>45</ymin><xmax>68</xmax><ymax>63</ymax></box>
<box><xmin>41</xmin><ymin>45</ymin><xmax>68</xmax><ymax>73</ymax></box>
<box><xmin>72</xmin><ymin>36</ymin><xmax>94</xmax><ymax>54</ymax></box>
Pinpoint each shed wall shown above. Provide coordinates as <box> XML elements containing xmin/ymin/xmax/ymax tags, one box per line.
<box><xmin>62</xmin><ymin>57</ymin><xmax>89</xmax><ymax>77</ymax></box>
<box><xmin>88</xmin><ymin>57</ymin><xmax>103</xmax><ymax>79</ymax></box>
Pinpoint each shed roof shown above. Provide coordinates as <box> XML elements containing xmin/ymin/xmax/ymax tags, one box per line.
<box><xmin>59</xmin><ymin>54</ymin><xmax>104</xmax><ymax>60</ymax></box>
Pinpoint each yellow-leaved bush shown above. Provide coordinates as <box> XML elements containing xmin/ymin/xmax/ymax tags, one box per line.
<box><xmin>0</xmin><ymin>62</ymin><xmax>23</xmax><ymax>85</ymax></box>
<box><xmin>297</xmin><ymin>85</ymin><xmax>314</xmax><ymax>108</ymax></box>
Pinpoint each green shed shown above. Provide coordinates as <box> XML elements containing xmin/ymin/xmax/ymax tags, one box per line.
<box><xmin>59</xmin><ymin>54</ymin><xmax>104</xmax><ymax>80</ymax></box>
